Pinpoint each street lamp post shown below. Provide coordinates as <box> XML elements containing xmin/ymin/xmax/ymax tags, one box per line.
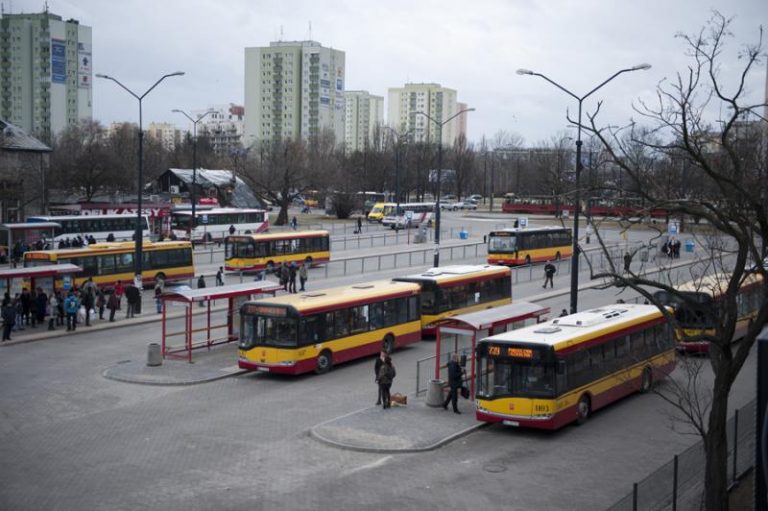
<box><xmin>172</xmin><ymin>108</ymin><xmax>215</xmax><ymax>238</ymax></box>
<box><xmin>415</xmin><ymin>108</ymin><xmax>475</xmax><ymax>267</ymax></box>
<box><xmin>96</xmin><ymin>71</ymin><xmax>184</xmax><ymax>313</ymax></box>
<box><xmin>517</xmin><ymin>64</ymin><xmax>650</xmax><ymax>313</ymax></box>
<box><xmin>383</xmin><ymin>127</ymin><xmax>414</xmax><ymax>230</ymax></box>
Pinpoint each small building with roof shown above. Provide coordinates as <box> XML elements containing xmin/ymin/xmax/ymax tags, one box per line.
<box><xmin>0</xmin><ymin>119</ymin><xmax>52</xmax><ymax>222</ymax></box>
<box><xmin>155</xmin><ymin>168</ymin><xmax>265</xmax><ymax>209</ymax></box>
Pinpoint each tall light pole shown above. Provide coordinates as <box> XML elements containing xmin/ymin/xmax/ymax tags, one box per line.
<box><xmin>383</xmin><ymin>126</ymin><xmax>414</xmax><ymax>227</ymax></box>
<box><xmin>416</xmin><ymin>107</ymin><xmax>476</xmax><ymax>267</ymax></box>
<box><xmin>517</xmin><ymin>64</ymin><xmax>650</xmax><ymax>313</ymax></box>
<box><xmin>172</xmin><ymin>108</ymin><xmax>214</xmax><ymax>237</ymax></box>
<box><xmin>96</xmin><ymin>71</ymin><xmax>185</xmax><ymax>310</ymax></box>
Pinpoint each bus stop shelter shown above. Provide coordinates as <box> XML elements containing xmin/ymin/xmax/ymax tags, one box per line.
<box><xmin>159</xmin><ymin>281</ymin><xmax>282</xmax><ymax>363</ymax></box>
<box><xmin>434</xmin><ymin>302</ymin><xmax>550</xmax><ymax>400</ymax></box>
<box><xmin>0</xmin><ymin>222</ymin><xmax>61</xmax><ymax>265</ymax></box>
<box><xmin>0</xmin><ymin>264</ymin><xmax>82</xmax><ymax>298</ymax></box>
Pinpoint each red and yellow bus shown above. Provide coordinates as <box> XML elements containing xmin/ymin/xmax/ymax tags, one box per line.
<box><xmin>652</xmin><ymin>272</ymin><xmax>763</xmax><ymax>353</ymax></box>
<box><xmin>487</xmin><ymin>227</ymin><xmax>573</xmax><ymax>266</ymax></box>
<box><xmin>393</xmin><ymin>265</ymin><xmax>512</xmax><ymax>335</ymax></box>
<box><xmin>238</xmin><ymin>280</ymin><xmax>422</xmax><ymax>375</ymax></box>
<box><xmin>475</xmin><ymin>303</ymin><xmax>676</xmax><ymax>430</ymax></box>
<box><xmin>22</xmin><ymin>241</ymin><xmax>194</xmax><ymax>288</ymax></box>
<box><xmin>224</xmin><ymin>230</ymin><xmax>330</xmax><ymax>272</ymax></box>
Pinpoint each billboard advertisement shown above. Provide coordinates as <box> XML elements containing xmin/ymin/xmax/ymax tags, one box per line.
<box><xmin>51</xmin><ymin>39</ymin><xmax>66</xmax><ymax>83</ymax></box>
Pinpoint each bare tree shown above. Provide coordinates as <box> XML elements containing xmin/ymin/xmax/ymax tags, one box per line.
<box><xmin>584</xmin><ymin>13</ymin><xmax>767</xmax><ymax>510</ymax></box>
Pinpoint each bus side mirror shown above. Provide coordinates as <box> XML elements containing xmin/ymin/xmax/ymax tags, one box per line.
<box><xmin>460</xmin><ymin>353</ymin><xmax>467</xmax><ymax>367</ymax></box>
<box><xmin>557</xmin><ymin>360</ymin><xmax>566</xmax><ymax>375</ymax></box>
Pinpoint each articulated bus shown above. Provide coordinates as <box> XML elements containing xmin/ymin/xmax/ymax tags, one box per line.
<box><xmin>652</xmin><ymin>272</ymin><xmax>763</xmax><ymax>353</ymax></box>
<box><xmin>475</xmin><ymin>304</ymin><xmax>676</xmax><ymax>430</ymax></box>
<box><xmin>393</xmin><ymin>265</ymin><xmax>512</xmax><ymax>335</ymax></box>
<box><xmin>382</xmin><ymin>202</ymin><xmax>435</xmax><ymax>229</ymax></box>
<box><xmin>238</xmin><ymin>280</ymin><xmax>422</xmax><ymax>374</ymax></box>
<box><xmin>224</xmin><ymin>230</ymin><xmax>330</xmax><ymax>272</ymax></box>
<box><xmin>27</xmin><ymin>214</ymin><xmax>150</xmax><ymax>244</ymax></box>
<box><xmin>487</xmin><ymin>227</ymin><xmax>573</xmax><ymax>266</ymax></box>
<box><xmin>23</xmin><ymin>241</ymin><xmax>194</xmax><ymax>289</ymax></box>
<box><xmin>170</xmin><ymin>208</ymin><xmax>268</xmax><ymax>242</ymax></box>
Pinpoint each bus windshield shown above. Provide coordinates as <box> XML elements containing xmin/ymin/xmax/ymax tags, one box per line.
<box><xmin>240</xmin><ymin>314</ymin><xmax>298</xmax><ymax>349</ymax></box>
<box><xmin>488</xmin><ymin>235</ymin><xmax>517</xmax><ymax>253</ymax></box>
<box><xmin>654</xmin><ymin>290</ymin><xmax>716</xmax><ymax>329</ymax></box>
<box><xmin>476</xmin><ymin>344</ymin><xmax>556</xmax><ymax>398</ymax></box>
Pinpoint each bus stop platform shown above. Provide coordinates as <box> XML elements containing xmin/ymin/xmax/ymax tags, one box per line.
<box><xmin>103</xmin><ymin>343</ymin><xmax>245</xmax><ymax>386</ymax></box>
<box><xmin>310</xmin><ymin>396</ymin><xmax>483</xmax><ymax>453</ymax></box>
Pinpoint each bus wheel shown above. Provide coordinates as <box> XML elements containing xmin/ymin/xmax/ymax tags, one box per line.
<box><xmin>383</xmin><ymin>334</ymin><xmax>395</xmax><ymax>354</ymax></box>
<box><xmin>555</xmin><ymin>252</ymin><xmax>561</xmax><ymax>261</ymax></box>
<box><xmin>640</xmin><ymin>367</ymin><xmax>653</xmax><ymax>393</ymax></box>
<box><xmin>315</xmin><ymin>350</ymin><xmax>332</xmax><ymax>374</ymax></box>
<box><xmin>525</xmin><ymin>255</ymin><xmax>531</xmax><ymax>266</ymax></box>
<box><xmin>304</xmin><ymin>256</ymin><xmax>313</xmax><ymax>267</ymax></box>
<box><xmin>576</xmin><ymin>395</ymin><xmax>591</xmax><ymax>425</ymax></box>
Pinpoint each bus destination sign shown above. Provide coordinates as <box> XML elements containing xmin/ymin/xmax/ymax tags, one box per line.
<box><xmin>487</xmin><ymin>345</ymin><xmax>533</xmax><ymax>359</ymax></box>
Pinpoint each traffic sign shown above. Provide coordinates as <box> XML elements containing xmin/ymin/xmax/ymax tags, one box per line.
<box><xmin>201</xmin><ymin>214</ymin><xmax>209</xmax><ymax>224</ymax></box>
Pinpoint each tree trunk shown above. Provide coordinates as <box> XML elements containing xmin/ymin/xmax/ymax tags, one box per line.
<box><xmin>704</xmin><ymin>376</ymin><xmax>731</xmax><ymax>511</ymax></box>
<box><xmin>275</xmin><ymin>203</ymin><xmax>289</xmax><ymax>226</ymax></box>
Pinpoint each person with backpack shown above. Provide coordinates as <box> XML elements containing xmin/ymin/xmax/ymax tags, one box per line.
<box><xmin>377</xmin><ymin>355</ymin><xmax>396</xmax><ymax>409</ymax></box>
<box><xmin>543</xmin><ymin>261</ymin><xmax>556</xmax><ymax>289</ymax></box>
<box><xmin>64</xmin><ymin>291</ymin><xmax>80</xmax><ymax>331</ymax></box>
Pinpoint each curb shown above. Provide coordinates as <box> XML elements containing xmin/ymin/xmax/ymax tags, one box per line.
<box><xmin>101</xmin><ymin>364</ymin><xmax>249</xmax><ymax>386</ymax></box>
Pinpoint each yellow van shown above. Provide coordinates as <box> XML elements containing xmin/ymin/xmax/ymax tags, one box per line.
<box><xmin>367</xmin><ymin>202</ymin><xmax>394</xmax><ymax>222</ymax></box>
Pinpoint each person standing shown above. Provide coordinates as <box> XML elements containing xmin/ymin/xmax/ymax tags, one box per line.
<box><xmin>20</xmin><ymin>288</ymin><xmax>31</xmax><ymax>327</ymax></box>
<box><xmin>290</xmin><ymin>216</ymin><xmax>298</xmax><ymax>230</ymax></box>
<box><xmin>125</xmin><ymin>284</ymin><xmax>140</xmax><ymax>318</ymax></box>
<box><xmin>623</xmin><ymin>252</ymin><xmax>633</xmax><ymax>273</ymax></box>
<box><xmin>543</xmin><ymin>261</ymin><xmax>556</xmax><ymax>289</ymax></box>
<box><xmin>154</xmin><ymin>281</ymin><xmax>164</xmax><ymax>314</ymax></box>
<box><xmin>82</xmin><ymin>288</ymin><xmax>94</xmax><ymax>326</ymax></box>
<box><xmin>559</xmin><ymin>309</ymin><xmax>568</xmax><ymax>317</ymax></box>
<box><xmin>216</xmin><ymin>267</ymin><xmax>224</xmax><ymax>286</ymax></box>
<box><xmin>64</xmin><ymin>291</ymin><xmax>80</xmax><ymax>331</ymax></box>
<box><xmin>2</xmin><ymin>298</ymin><xmax>15</xmax><ymax>341</ymax></box>
<box><xmin>299</xmin><ymin>263</ymin><xmax>308</xmax><ymax>292</ymax></box>
<box><xmin>280</xmin><ymin>263</ymin><xmax>289</xmax><ymax>292</ymax></box>
<box><xmin>377</xmin><ymin>355</ymin><xmax>396</xmax><ymax>409</ymax></box>
<box><xmin>374</xmin><ymin>351</ymin><xmax>386</xmax><ymax>405</ymax></box>
<box><xmin>288</xmin><ymin>262</ymin><xmax>298</xmax><ymax>294</ymax></box>
<box><xmin>229</xmin><ymin>224</ymin><xmax>236</xmax><ymax>236</ymax></box>
<box><xmin>96</xmin><ymin>289</ymin><xmax>106</xmax><ymax>320</ymax></box>
<box><xmin>197</xmin><ymin>275</ymin><xmax>206</xmax><ymax>307</ymax></box>
<box><xmin>443</xmin><ymin>354</ymin><xmax>465</xmax><ymax>414</ymax></box>
<box><xmin>107</xmin><ymin>290</ymin><xmax>119</xmax><ymax>322</ymax></box>
<box><xmin>48</xmin><ymin>292</ymin><xmax>59</xmax><ymax>330</ymax></box>
<box><xmin>35</xmin><ymin>287</ymin><xmax>48</xmax><ymax>327</ymax></box>
<box><xmin>115</xmin><ymin>280</ymin><xmax>124</xmax><ymax>309</ymax></box>
<box><xmin>357</xmin><ymin>216</ymin><xmax>363</xmax><ymax>235</ymax></box>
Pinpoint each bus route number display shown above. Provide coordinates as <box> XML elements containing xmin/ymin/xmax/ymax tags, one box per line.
<box><xmin>243</xmin><ymin>304</ymin><xmax>287</xmax><ymax>317</ymax></box>
<box><xmin>487</xmin><ymin>345</ymin><xmax>533</xmax><ymax>359</ymax></box>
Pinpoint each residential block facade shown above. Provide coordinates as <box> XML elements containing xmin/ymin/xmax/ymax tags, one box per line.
<box><xmin>244</xmin><ymin>40</ymin><xmax>345</xmax><ymax>145</ymax></box>
<box><xmin>194</xmin><ymin>103</ymin><xmax>245</xmax><ymax>156</ymax></box>
<box><xmin>387</xmin><ymin>83</ymin><xmax>467</xmax><ymax>146</ymax></box>
<box><xmin>0</xmin><ymin>10</ymin><xmax>92</xmax><ymax>142</ymax></box>
<box><xmin>344</xmin><ymin>90</ymin><xmax>383</xmax><ymax>152</ymax></box>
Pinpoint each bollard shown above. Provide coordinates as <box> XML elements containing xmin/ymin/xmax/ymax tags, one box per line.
<box><xmin>427</xmin><ymin>379</ymin><xmax>445</xmax><ymax>407</ymax></box>
<box><xmin>147</xmin><ymin>343</ymin><xmax>162</xmax><ymax>367</ymax></box>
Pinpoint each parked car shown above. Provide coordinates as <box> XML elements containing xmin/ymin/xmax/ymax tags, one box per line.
<box><xmin>468</xmin><ymin>194</ymin><xmax>483</xmax><ymax>202</ymax></box>
<box><xmin>439</xmin><ymin>200</ymin><xmax>456</xmax><ymax>210</ymax></box>
<box><xmin>451</xmin><ymin>201</ymin><xmax>477</xmax><ymax>211</ymax></box>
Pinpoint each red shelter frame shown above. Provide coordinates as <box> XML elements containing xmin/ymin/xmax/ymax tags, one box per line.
<box><xmin>435</xmin><ymin>302</ymin><xmax>550</xmax><ymax>399</ymax></box>
<box><xmin>159</xmin><ymin>281</ymin><xmax>281</xmax><ymax>363</ymax></box>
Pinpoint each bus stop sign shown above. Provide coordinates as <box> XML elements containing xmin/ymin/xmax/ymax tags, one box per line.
<box><xmin>63</xmin><ymin>275</ymin><xmax>72</xmax><ymax>290</ymax></box>
<box><xmin>201</xmin><ymin>214</ymin><xmax>208</xmax><ymax>225</ymax></box>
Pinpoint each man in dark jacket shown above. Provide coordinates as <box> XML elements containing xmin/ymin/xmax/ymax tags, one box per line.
<box><xmin>82</xmin><ymin>289</ymin><xmax>94</xmax><ymax>326</ymax></box>
<box><xmin>543</xmin><ymin>261</ymin><xmax>556</xmax><ymax>288</ymax></box>
<box><xmin>443</xmin><ymin>354</ymin><xmax>465</xmax><ymax>414</ymax></box>
<box><xmin>125</xmin><ymin>285</ymin><xmax>140</xmax><ymax>318</ymax></box>
<box><xmin>2</xmin><ymin>298</ymin><xmax>15</xmax><ymax>341</ymax></box>
<box><xmin>288</xmin><ymin>263</ymin><xmax>298</xmax><ymax>294</ymax></box>
<box><xmin>374</xmin><ymin>351</ymin><xmax>386</xmax><ymax>405</ymax></box>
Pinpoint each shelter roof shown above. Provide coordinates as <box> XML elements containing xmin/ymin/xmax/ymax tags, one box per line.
<box><xmin>0</xmin><ymin>119</ymin><xmax>51</xmax><ymax>152</ymax></box>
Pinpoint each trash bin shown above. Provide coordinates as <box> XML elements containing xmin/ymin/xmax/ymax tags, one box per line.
<box><xmin>427</xmin><ymin>379</ymin><xmax>445</xmax><ymax>407</ymax></box>
<box><xmin>640</xmin><ymin>250</ymin><xmax>649</xmax><ymax>262</ymax></box>
<box><xmin>459</xmin><ymin>230</ymin><xmax>469</xmax><ymax>240</ymax></box>
<box><xmin>685</xmin><ymin>240</ymin><xmax>695</xmax><ymax>253</ymax></box>
<box><xmin>147</xmin><ymin>342</ymin><xmax>162</xmax><ymax>367</ymax></box>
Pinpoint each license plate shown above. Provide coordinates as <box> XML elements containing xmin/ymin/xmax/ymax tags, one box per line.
<box><xmin>503</xmin><ymin>420</ymin><xmax>520</xmax><ymax>427</ymax></box>
<box><xmin>257</xmin><ymin>367</ymin><xmax>270</xmax><ymax>373</ymax></box>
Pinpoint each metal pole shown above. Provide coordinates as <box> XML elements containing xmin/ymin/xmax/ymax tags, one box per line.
<box><xmin>569</xmin><ymin>102</ymin><xmax>583</xmax><ymax>314</ymax></box>
<box><xmin>672</xmin><ymin>455</ymin><xmax>678</xmax><ymax>511</ymax></box>
<box><xmin>192</xmin><ymin>121</ymin><xmax>197</xmax><ymax>236</ymax></box>
<box><xmin>434</xmin><ymin>138</ymin><xmax>443</xmax><ymax>267</ymax></box>
<box><xmin>135</xmin><ymin>100</ymin><xmax>144</xmax><ymax>313</ymax></box>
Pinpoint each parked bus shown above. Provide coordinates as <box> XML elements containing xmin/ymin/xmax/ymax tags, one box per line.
<box><xmin>393</xmin><ymin>265</ymin><xmax>512</xmax><ymax>335</ymax></box>
<box><xmin>382</xmin><ymin>202</ymin><xmax>435</xmax><ymax>229</ymax></box>
<box><xmin>27</xmin><ymin>214</ymin><xmax>150</xmax><ymax>244</ymax></box>
<box><xmin>367</xmin><ymin>202</ymin><xmax>395</xmax><ymax>223</ymax></box>
<box><xmin>170</xmin><ymin>208</ymin><xmax>268</xmax><ymax>242</ymax></box>
<box><xmin>501</xmin><ymin>194</ymin><xmax>667</xmax><ymax>219</ymax></box>
<box><xmin>22</xmin><ymin>240</ymin><xmax>194</xmax><ymax>289</ymax></box>
<box><xmin>224</xmin><ymin>230</ymin><xmax>330</xmax><ymax>272</ymax></box>
<box><xmin>652</xmin><ymin>272</ymin><xmax>763</xmax><ymax>353</ymax></box>
<box><xmin>238</xmin><ymin>280</ymin><xmax>422</xmax><ymax>375</ymax></box>
<box><xmin>475</xmin><ymin>303</ymin><xmax>676</xmax><ymax>430</ymax></box>
<box><xmin>487</xmin><ymin>227</ymin><xmax>573</xmax><ymax>266</ymax></box>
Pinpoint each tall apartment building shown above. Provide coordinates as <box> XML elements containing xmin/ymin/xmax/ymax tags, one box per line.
<box><xmin>0</xmin><ymin>10</ymin><xmax>92</xmax><ymax>143</ymax></box>
<box><xmin>194</xmin><ymin>103</ymin><xmax>245</xmax><ymax>156</ymax></box>
<box><xmin>244</xmin><ymin>40</ymin><xmax>345</xmax><ymax>145</ymax></box>
<box><xmin>387</xmin><ymin>83</ymin><xmax>467</xmax><ymax>146</ymax></box>
<box><xmin>344</xmin><ymin>91</ymin><xmax>383</xmax><ymax>152</ymax></box>
<box><xmin>146</xmin><ymin>122</ymin><xmax>184</xmax><ymax>150</ymax></box>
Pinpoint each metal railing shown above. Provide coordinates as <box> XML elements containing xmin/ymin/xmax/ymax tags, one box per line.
<box><xmin>606</xmin><ymin>398</ymin><xmax>755</xmax><ymax>511</ymax></box>
<box><xmin>415</xmin><ymin>347</ymin><xmax>474</xmax><ymax>396</ymax></box>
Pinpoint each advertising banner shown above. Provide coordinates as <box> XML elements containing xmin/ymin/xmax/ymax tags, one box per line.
<box><xmin>51</xmin><ymin>39</ymin><xmax>66</xmax><ymax>83</ymax></box>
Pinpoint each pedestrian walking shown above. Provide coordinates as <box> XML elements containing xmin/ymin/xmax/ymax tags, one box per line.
<box><xmin>197</xmin><ymin>275</ymin><xmax>206</xmax><ymax>307</ymax></box>
<box><xmin>64</xmin><ymin>291</ymin><xmax>79</xmax><ymax>331</ymax></box>
<box><xmin>374</xmin><ymin>351</ymin><xmax>386</xmax><ymax>405</ymax></box>
<box><xmin>543</xmin><ymin>261</ymin><xmax>556</xmax><ymax>288</ymax></box>
<box><xmin>107</xmin><ymin>290</ymin><xmax>119</xmax><ymax>322</ymax></box>
<box><xmin>443</xmin><ymin>354</ymin><xmax>466</xmax><ymax>414</ymax></box>
<box><xmin>377</xmin><ymin>355</ymin><xmax>396</xmax><ymax>409</ymax></box>
<box><xmin>623</xmin><ymin>252</ymin><xmax>633</xmax><ymax>273</ymax></box>
<box><xmin>290</xmin><ymin>216</ymin><xmax>298</xmax><ymax>230</ymax></box>
<box><xmin>299</xmin><ymin>263</ymin><xmax>308</xmax><ymax>292</ymax></box>
<box><xmin>2</xmin><ymin>298</ymin><xmax>15</xmax><ymax>341</ymax></box>
<box><xmin>216</xmin><ymin>267</ymin><xmax>224</xmax><ymax>286</ymax></box>
<box><xmin>288</xmin><ymin>262</ymin><xmax>298</xmax><ymax>293</ymax></box>
<box><xmin>356</xmin><ymin>216</ymin><xmax>363</xmax><ymax>235</ymax></box>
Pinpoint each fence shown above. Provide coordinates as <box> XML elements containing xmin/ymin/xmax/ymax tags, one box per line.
<box><xmin>606</xmin><ymin>398</ymin><xmax>755</xmax><ymax>511</ymax></box>
<box><xmin>415</xmin><ymin>347</ymin><xmax>474</xmax><ymax>397</ymax></box>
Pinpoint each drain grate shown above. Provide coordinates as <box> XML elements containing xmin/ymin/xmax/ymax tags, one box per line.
<box><xmin>483</xmin><ymin>463</ymin><xmax>507</xmax><ymax>473</ymax></box>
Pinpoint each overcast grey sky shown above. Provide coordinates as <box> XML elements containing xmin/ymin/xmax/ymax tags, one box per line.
<box><xmin>9</xmin><ymin>0</ymin><xmax>768</xmax><ymax>145</ymax></box>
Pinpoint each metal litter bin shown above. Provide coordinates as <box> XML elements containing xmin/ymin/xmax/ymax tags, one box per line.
<box><xmin>147</xmin><ymin>343</ymin><xmax>162</xmax><ymax>367</ymax></box>
<box><xmin>685</xmin><ymin>240</ymin><xmax>695</xmax><ymax>253</ymax></box>
<box><xmin>427</xmin><ymin>379</ymin><xmax>445</xmax><ymax>407</ymax></box>
<box><xmin>459</xmin><ymin>230</ymin><xmax>469</xmax><ymax>240</ymax></box>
